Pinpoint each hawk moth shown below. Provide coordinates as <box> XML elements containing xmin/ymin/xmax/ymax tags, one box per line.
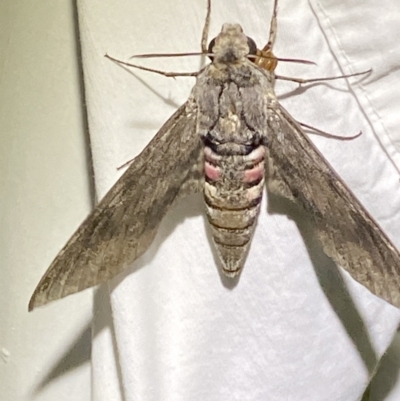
<box><xmin>29</xmin><ymin>0</ymin><xmax>400</xmax><ymax>310</ymax></box>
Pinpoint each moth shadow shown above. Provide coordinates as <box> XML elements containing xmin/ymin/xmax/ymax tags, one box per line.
<box><xmin>366</xmin><ymin>330</ymin><xmax>400</xmax><ymax>399</ymax></box>
<box><xmin>108</xmin><ymin>192</ymin><xmax>239</xmax><ymax>290</ymax></box>
<box><xmin>109</xmin><ymin>193</ymin><xmax>205</xmax><ymax>287</ymax></box>
<box><xmin>31</xmin><ymin>320</ymin><xmax>92</xmax><ymax>397</ymax></box>
<box><xmin>32</xmin><ymin>287</ymin><xmax>128</xmax><ymax>401</ymax></box>
<box><xmin>267</xmin><ymin>190</ymin><xmax>379</xmax><ymax>376</ymax></box>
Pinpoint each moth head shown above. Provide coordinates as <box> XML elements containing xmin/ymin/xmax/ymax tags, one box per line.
<box><xmin>208</xmin><ymin>23</ymin><xmax>257</xmax><ymax>64</ymax></box>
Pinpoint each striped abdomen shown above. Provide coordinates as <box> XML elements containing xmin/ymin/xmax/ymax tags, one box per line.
<box><xmin>203</xmin><ymin>139</ymin><xmax>266</xmax><ymax>276</ymax></box>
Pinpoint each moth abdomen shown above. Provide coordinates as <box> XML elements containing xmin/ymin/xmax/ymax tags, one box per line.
<box><xmin>210</xmin><ymin>225</ymin><xmax>253</xmax><ymax>247</ymax></box>
<box><xmin>203</xmin><ymin>142</ymin><xmax>266</xmax><ymax>276</ymax></box>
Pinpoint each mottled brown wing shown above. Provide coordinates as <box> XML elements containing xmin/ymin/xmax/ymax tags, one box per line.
<box><xmin>29</xmin><ymin>99</ymin><xmax>203</xmax><ymax>310</ymax></box>
<box><xmin>266</xmin><ymin>104</ymin><xmax>400</xmax><ymax>308</ymax></box>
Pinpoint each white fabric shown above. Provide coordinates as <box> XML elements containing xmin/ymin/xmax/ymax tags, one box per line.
<box><xmin>76</xmin><ymin>0</ymin><xmax>400</xmax><ymax>400</ymax></box>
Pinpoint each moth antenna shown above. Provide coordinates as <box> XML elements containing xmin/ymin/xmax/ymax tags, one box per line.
<box><xmin>129</xmin><ymin>52</ymin><xmax>208</xmax><ymax>60</ymax></box>
<box><xmin>105</xmin><ymin>54</ymin><xmax>199</xmax><ymax>78</ymax></box>
<box><xmin>129</xmin><ymin>52</ymin><xmax>209</xmax><ymax>59</ymax></box>
<box><xmin>201</xmin><ymin>0</ymin><xmax>212</xmax><ymax>53</ymax></box>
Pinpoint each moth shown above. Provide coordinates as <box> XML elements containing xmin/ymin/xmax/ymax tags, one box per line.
<box><xmin>29</xmin><ymin>0</ymin><xmax>400</xmax><ymax>310</ymax></box>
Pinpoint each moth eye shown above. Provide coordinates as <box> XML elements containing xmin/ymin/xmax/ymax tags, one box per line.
<box><xmin>207</xmin><ymin>38</ymin><xmax>216</xmax><ymax>61</ymax></box>
<box><xmin>246</xmin><ymin>37</ymin><xmax>257</xmax><ymax>57</ymax></box>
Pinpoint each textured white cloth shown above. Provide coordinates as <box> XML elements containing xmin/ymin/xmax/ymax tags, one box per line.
<box><xmin>76</xmin><ymin>0</ymin><xmax>400</xmax><ymax>400</ymax></box>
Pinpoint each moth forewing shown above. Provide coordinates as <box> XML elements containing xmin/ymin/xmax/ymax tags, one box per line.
<box><xmin>28</xmin><ymin>102</ymin><xmax>203</xmax><ymax>310</ymax></box>
<box><xmin>265</xmin><ymin>104</ymin><xmax>400</xmax><ymax>308</ymax></box>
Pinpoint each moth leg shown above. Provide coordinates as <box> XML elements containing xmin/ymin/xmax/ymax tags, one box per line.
<box><xmin>275</xmin><ymin>69</ymin><xmax>371</xmax><ymax>85</ymax></box>
<box><xmin>298</xmin><ymin>122</ymin><xmax>362</xmax><ymax>141</ymax></box>
<box><xmin>274</xmin><ymin>68</ymin><xmax>368</xmax><ymax>142</ymax></box>
<box><xmin>254</xmin><ymin>0</ymin><xmax>279</xmax><ymax>72</ymax></box>
<box><xmin>105</xmin><ymin>54</ymin><xmax>199</xmax><ymax>78</ymax></box>
<box><xmin>117</xmin><ymin>157</ymin><xmax>135</xmax><ymax>170</ymax></box>
<box><xmin>201</xmin><ymin>0</ymin><xmax>212</xmax><ymax>53</ymax></box>
<box><xmin>266</xmin><ymin>0</ymin><xmax>279</xmax><ymax>50</ymax></box>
